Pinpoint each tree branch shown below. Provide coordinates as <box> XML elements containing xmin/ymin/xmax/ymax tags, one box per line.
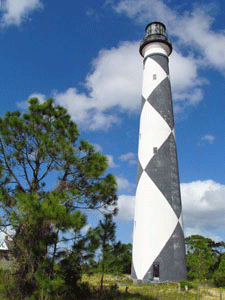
<box><xmin>20</xmin><ymin>150</ymin><xmax>32</xmax><ymax>188</ymax></box>
<box><xmin>38</xmin><ymin>157</ymin><xmax>55</xmax><ymax>182</ymax></box>
<box><xmin>0</xmin><ymin>139</ymin><xmax>26</xmax><ymax>192</ymax></box>
<box><xmin>25</xmin><ymin>143</ymin><xmax>35</xmax><ymax>173</ymax></box>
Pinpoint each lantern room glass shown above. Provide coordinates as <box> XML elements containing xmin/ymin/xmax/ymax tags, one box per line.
<box><xmin>146</xmin><ymin>22</ymin><xmax>166</xmax><ymax>36</ymax></box>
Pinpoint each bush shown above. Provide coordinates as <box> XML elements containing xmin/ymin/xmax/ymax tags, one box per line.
<box><xmin>179</xmin><ymin>279</ymin><xmax>195</xmax><ymax>290</ymax></box>
<box><xmin>213</xmin><ymin>273</ymin><xmax>225</xmax><ymax>287</ymax></box>
<box><xmin>0</xmin><ymin>269</ymin><xmax>9</xmax><ymax>285</ymax></box>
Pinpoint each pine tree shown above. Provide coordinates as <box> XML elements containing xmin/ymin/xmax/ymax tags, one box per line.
<box><xmin>0</xmin><ymin>98</ymin><xmax>117</xmax><ymax>298</ymax></box>
<box><xmin>97</xmin><ymin>214</ymin><xmax>116</xmax><ymax>292</ymax></box>
<box><xmin>185</xmin><ymin>235</ymin><xmax>220</xmax><ymax>280</ymax></box>
<box><xmin>213</xmin><ymin>254</ymin><xmax>225</xmax><ymax>286</ymax></box>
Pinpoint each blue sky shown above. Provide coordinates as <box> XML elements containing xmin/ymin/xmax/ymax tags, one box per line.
<box><xmin>0</xmin><ymin>0</ymin><xmax>225</xmax><ymax>244</ymax></box>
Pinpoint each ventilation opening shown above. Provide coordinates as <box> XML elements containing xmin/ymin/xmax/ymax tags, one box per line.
<box><xmin>153</xmin><ymin>74</ymin><xmax>157</xmax><ymax>80</ymax></box>
<box><xmin>153</xmin><ymin>147</ymin><xmax>158</xmax><ymax>154</ymax></box>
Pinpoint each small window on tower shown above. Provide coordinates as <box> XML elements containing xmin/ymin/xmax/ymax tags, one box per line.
<box><xmin>153</xmin><ymin>147</ymin><xmax>158</xmax><ymax>154</ymax></box>
<box><xmin>153</xmin><ymin>74</ymin><xmax>157</xmax><ymax>80</ymax></box>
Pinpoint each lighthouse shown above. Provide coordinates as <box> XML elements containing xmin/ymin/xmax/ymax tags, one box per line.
<box><xmin>131</xmin><ymin>22</ymin><xmax>186</xmax><ymax>282</ymax></box>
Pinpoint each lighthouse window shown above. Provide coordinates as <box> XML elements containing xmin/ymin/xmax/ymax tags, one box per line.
<box><xmin>153</xmin><ymin>147</ymin><xmax>158</xmax><ymax>154</ymax></box>
<box><xmin>153</xmin><ymin>74</ymin><xmax>157</xmax><ymax>80</ymax></box>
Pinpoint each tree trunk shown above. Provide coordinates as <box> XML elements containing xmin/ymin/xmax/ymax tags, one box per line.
<box><xmin>100</xmin><ymin>256</ymin><xmax>105</xmax><ymax>292</ymax></box>
<box><xmin>49</xmin><ymin>229</ymin><xmax>59</xmax><ymax>279</ymax></box>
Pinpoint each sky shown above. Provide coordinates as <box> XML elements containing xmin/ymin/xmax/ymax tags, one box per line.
<box><xmin>0</xmin><ymin>0</ymin><xmax>225</xmax><ymax>244</ymax></box>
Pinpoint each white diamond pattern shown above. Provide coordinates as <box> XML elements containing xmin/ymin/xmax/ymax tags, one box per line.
<box><xmin>138</xmin><ymin>101</ymin><xmax>171</xmax><ymax>170</ymax></box>
<box><xmin>142</xmin><ymin>58</ymin><xmax>167</xmax><ymax>100</ymax></box>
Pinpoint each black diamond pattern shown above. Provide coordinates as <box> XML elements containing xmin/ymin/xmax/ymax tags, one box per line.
<box><xmin>136</xmin><ymin>159</ymin><xmax>143</xmax><ymax>187</ymax></box>
<box><xmin>147</xmin><ymin>77</ymin><xmax>174</xmax><ymax>130</ymax></box>
<box><xmin>141</xmin><ymin>96</ymin><xmax>146</xmax><ymax>113</ymax></box>
<box><xmin>143</xmin><ymin>222</ymin><xmax>186</xmax><ymax>282</ymax></box>
<box><xmin>150</xmin><ymin>54</ymin><xmax>169</xmax><ymax>75</ymax></box>
<box><xmin>145</xmin><ymin>132</ymin><xmax>182</xmax><ymax>218</ymax></box>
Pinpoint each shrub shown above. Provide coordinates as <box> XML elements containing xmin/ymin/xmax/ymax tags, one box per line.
<box><xmin>179</xmin><ymin>279</ymin><xmax>195</xmax><ymax>290</ymax></box>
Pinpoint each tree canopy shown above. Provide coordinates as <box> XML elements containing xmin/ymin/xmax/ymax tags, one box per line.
<box><xmin>185</xmin><ymin>235</ymin><xmax>225</xmax><ymax>282</ymax></box>
<box><xmin>0</xmin><ymin>98</ymin><xmax>118</xmax><ymax>299</ymax></box>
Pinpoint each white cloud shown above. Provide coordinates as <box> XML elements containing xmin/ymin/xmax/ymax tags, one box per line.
<box><xmin>129</xmin><ymin>160</ymin><xmax>137</xmax><ymax>166</ymax></box>
<box><xmin>119</xmin><ymin>152</ymin><xmax>135</xmax><ymax>161</ymax></box>
<box><xmin>184</xmin><ymin>226</ymin><xmax>222</xmax><ymax>242</ymax></box>
<box><xmin>170</xmin><ymin>52</ymin><xmax>201</xmax><ymax>93</ymax></box>
<box><xmin>116</xmin><ymin>177</ymin><xmax>135</xmax><ymax>191</ymax></box>
<box><xmin>119</xmin><ymin>152</ymin><xmax>137</xmax><ymax>165</ymax></box>
<box><xmin>54</xmin><ymin>41</ymin><xmax>142</xmax><ymax>130</ymax></box>
<box><xmin>13</xmin><ymin>1</ymin><xmax>224</xmax><ymax>132</ymax></box>
<box><xmin>170</xmin><ymin>7</ymin><xmax>225</xmax><ymax>71</ymax></box>
<box><xmin>181</xmin><ymin>180</ymin><xmax>225</xmax><ymax>238</ymax></box>
<box><xmin>170</xmin><ymin>50</ymin><xmax>206</xmax><ymax>114</ymax></box>
<box><xmin>113</xmin><ymin>0</ymin><xmax>225</xmax><ymax>71</ymax></box>
<box><xmin>106</xmin><ymin>154</ymin><xmax>118</xmax><ymax>168</ymax></box>
<box><xmin>54</xmin><ymin>40</ymin><xmax>206</xmax><ymax>130</ymax></box>
<box><xmin>92</xmin><ymin>143</ymin><xmax>103</xmax><ymax>152</ymax></box>
<box><xmin>17</xmin><ymin>0</ymin><xmax>223</xmax><ymax>131</ymax></box>
<box><xmin>1</xmin><ymin>0</ymin><xmax>43</xmax><ymax>27</ymax></box>
<box><xmin>114</xmin><ymin>0</ymin><xmax>174</xmax><ymax>25</ymax></box>
<box><xmin>113</xmin><ymin>180</ymin><xmax>225</xmax><ymax>241</ymax></box>
<box><xmin>197</xmin><ymin>134</ymin><xmax>216</xmax><ymax>146</ymax></box>
<box><xmin>53</xmin><ymin>1</ymin><xmax>214</xmax><ymax>130</ymax></box>
<box><xmin>115</xmin><ymin>195</ymin><xmax>135</xmax><ymax>220</ymax></box>
<box><xmin>17</xmin><ymin>93</ymin><xmax>47</xmax><ymax>109</ymax></box>
<box><xmin>86</xmin><ymin>42</ymin><xmax>142</xmax><ymax>111</ymax></box>
<box><xmin>201</xmin><ymin>134</ymin><xmax>215</xmax><ymax>144</ymax></box>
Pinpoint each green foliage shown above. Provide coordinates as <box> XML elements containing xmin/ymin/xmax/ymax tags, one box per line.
<box><xmin>110</xmin><ymin>242</ymin><xmax>132</xmax><ymax>274</ymax></box>
<box><xmin>179</xmin><ymin>279</ymin><xmax>195</xmax><ymax>290</ymax></box>
<box><xmin>97</xmin><ymin>213</ymin><xmax>116</xmax><ymax>291</ymax></box>
<box><xmin>185</xmin><ymin>235</ymin><xmax>221</xmax><ymax>281</ymax></box>
<box><xmin>94</xmin><ymin>242</ymin><xmax>132</xmax><ymax>275</ymax></box>
<box><xmin>213</xmin><ymin>254</ymin><xmax>225</xmax><ymax>286</ymax></box>
<box><xmin>0</xmin><ymin>98</ymin><xmax>118</xmax><ymax>299</ymax></box>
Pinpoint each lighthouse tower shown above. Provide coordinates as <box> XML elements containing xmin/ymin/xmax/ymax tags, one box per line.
<box><xmin>131</xmin><ymin>22</ymin><xmax>186</xmax><ymax>282</ymax></box>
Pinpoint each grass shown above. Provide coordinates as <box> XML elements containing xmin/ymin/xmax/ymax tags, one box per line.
<box><xmin>82</xmin><ymin>273</ymin><xmax>225</xmax><ymax>299</ymax></box>
<box><xmin>0</xmin><ymin>272</ymin><xmax>224</xmax><ymax>299</ymax></box>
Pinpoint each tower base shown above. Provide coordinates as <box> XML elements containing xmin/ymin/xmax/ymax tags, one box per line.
<box><xmin>131</xmin><ymin>222</ymin><xmax>187</xmax><ymax>283</ymax></box>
